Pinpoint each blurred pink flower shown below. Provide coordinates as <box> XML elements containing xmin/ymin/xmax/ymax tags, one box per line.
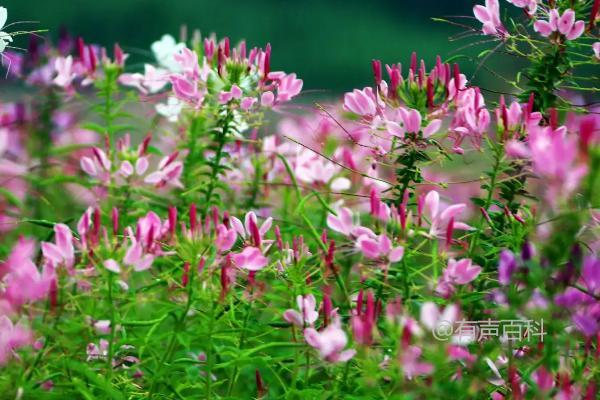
<box><xmin>356</xmin><ymin>233</ymin><xmax>404</xmax><ymax>263</ymax></box>
<box><xmin>0</xmin><ymin>316</ymin><xmax>33</xmax><ymax>366</ymax></box>
<box><xmin>304</xmin><ymin>316</ymin><xmax>355</xmax><ymax>363</ymax></box>
<box><xmin>283</xmin><ymin>294</ymin><xmax>319</xmax><ymax>327</ymax></box>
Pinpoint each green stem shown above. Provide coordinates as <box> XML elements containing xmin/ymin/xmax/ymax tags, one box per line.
<box><xmin>468</xmin><ymin>144</ymin><xmax>503</xmax><ymax>258</ymax></box>
<box><xmin>204</xmin><ymin>109</ymin><xmax>234</xmax><ymax>212</ymax></box>
<box><xmin>226</xmin><ymin>299</ymin><xmax>254</xmax><ymax>395</ymax></box>
<box><xmin>106</xmin><ymin>273</ymin><xmax>116</xmax><ymax>380</ymax></box>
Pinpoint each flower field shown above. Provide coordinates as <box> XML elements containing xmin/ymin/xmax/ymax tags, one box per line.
<box><xmin>0</xmin><ymin>1</ymin><xmax>599</xmax><ymax>398</ymax></box>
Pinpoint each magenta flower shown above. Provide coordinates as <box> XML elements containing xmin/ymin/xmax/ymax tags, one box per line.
<box><xmin>230</xmin><ymin>211</ymin><xmax>272</xmax><ymax>248</ymax></box>
<box><xmin>436</xmin><ymin>258</ymin><xmax>482</xmax><ymax>297</ymax></box>
<box><xmin>218</xmin><ymin>84</ymin><xmax>243</xmax><ymax>104</ymax></box>
<box><xmin>123</xmin><ymin>240</ymin><xmax>155</xmax><ymax>272</ymax></box>
<box><xmin>506</xmin><ymin>0</ymin><xmax>537</xmax><ymax>14</ymax></box>
<box><xmin>270</xmin><ymin>72</ymin><xmax>303</xmax><ymax>103</ymax></box>
<box><xmin>594</xmin><ymin>42</ymin><xmax>600</xmax><ymax>60</ymax></box>
<box><xmin>534</xmin><ymin>9</ymin><xmax>585</xmax><ymax>40</ymax></box>
<box><xmin>581</xmin><ymin>255</ymin><xmax>600</xmax><ymax>295</ymax></box>
<box><xmin>283</xmin><ymin>294</ymin><xmax>319</xmax><ymax>327</ymax></box>
<box><xmin>397</xmin><ymin>107</ymin><xmax>441</xmax><ymax>137</ymax></box>
<box><xmin>343</xmin><ymin>87</ymin><xmax>378</xmax><ymax>117</ymax></box>
<box><xmin>215</xmin><ymin>224</ymin><xmax>237</xmax><ymax>253</ymax></box>
<box><xmin>473</xmin><ymin>0</ymin><xmax>506</xmax><ymax>37</ymax></box>
<box><xmin>304</xmin><ymin>316</ymin><xmax>356</xmax><ymax>363</ymax></box>
<box><xmin>528</xmin><ymin>126</ymin><xmax>588</xmax><ymax>207</ymax></box>
<box><xmin>0</xmin><ymin>316</ymin><xmax>33</xmax><ymax>366</ymax></box>
<box><xmin>231</xmin><ymin>247</ymin><xmax>268</xmax><ymax>271</ymax></box>
<box><xmin>421</xmin><ymin>190</ymin><xmax>471</xmax><ymax>239</ymax></box>
<box><xmin>356</xmin><ymin>233</ymin><xmax>404</xmax><ymax>263</ymax></box>
<box><xmin>399</xmin><ymin>345</ymin><xmax>434</xmax><ymax>379</ymax></box>
<box><xmin>144</xmin><ymin>153</ymin><xmax>184</xmax><ymax>188</ymax></box>
<box><xmin>41</xmin><ymin>223</ymin><xmax>75</xmax><ymax>270</ymax></box>
<box><xmin>498</xmin><ymin>249</ymin><xmax>517</xmax><ymax>285</ymax></box>
<box><xmin>2</xmin><ymin>239</ymin><xmax>54</xmax><ymax>309</ymax></box>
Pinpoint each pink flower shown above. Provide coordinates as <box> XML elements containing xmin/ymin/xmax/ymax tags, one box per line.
<box><xmin>86</xmin><ymin>339</ymin><xmax>109</xmax><ymax>361</ymax></box>
<box><xmin>356</xmin><ymin>233</ymin><xmax>404</xmax><ymax>263</ymax></box>
<box><xmin>0</xmin><ymin>316</ymin><xmax>33</xmax><ymax>366</ymax></box>
<box><xmin>327</xmin><ymin>207</ymin><xmax>359</xmax><ymax>237</ymax></box>
<box><xmin>473</xmin><ymin>0</ymin><xmax>506</xmax><ymax>36</ymax></box>
<box><xmin>215</xmin><ymin>224</ymin><xmax>237</xmax><ymax>252</ymax></box>
<box><xmin>103</xmin><ymin>259</ymin><xmax>121</xmax><ymax>274</ymax></box>
<box><xmin>261</xmin><ymin>91</ymin><xmax>275</xmax><ymax>107</ymax></box>
<box><xmin>80</xmin><ymin>147</ymin><xmax>111</xmax><ymax>179</ymax></box>
<box><xmin>304</xmin><ymin>316</ymin><xmax>356</xmax><ymax>363</ymax></box>
<box><xmin>436</xmin><ymin>258</ymin><xmax>482</xmax><ymax>297</ymax></box>
<box><xmin>528</xmin><ymin>126</ymin><xmax>588</xmax><ymax>207</ymax></box>
<box><xmin>231</xmin><ymin>247</ymin><xmax>268</xmax><ymax>271</ymax></box>
<box><xmin>123</xmin><ymin>241</ymin><xmax>155</xmax><ymax>272</ymax></box>
<box><xmin>593</xmin><ymin>42</ymin><xmax>600</xmax><ymax>60</ymax></box>
<box><xmin>119</xmin><ymin>64</ymin><xmax>168</xmax><ymax>94</ymax></box>
<box><xmin>444</xmin><ymin>258</ymin><xmax>482</xmax><ymax>285</ymax></box>
<box><xmin>230</xmin><ymin>211</ymin><xmax>272</xmax><ymax>248</ymax></box>
<box><xmin>534</xmin><ymin>9</ymin><xmax>585</xmax><ymax>40</ymax></box>
<box><xmin>41</xmin><ymin>223</ymin><xmax>75</xmax><ymax>270</ymax></box>
<box><xmin>506</xmin><ymin>0</ymin><xmax>537</xmax><ymax>14</ymax></box>
<box><xmin>144</xmin><ymin>152</ymin><xmax>184</xmax><ymax>188</ymax></box>
<box><xmin>421</xmin><ymin>190</ymin><xmax>471</xmax><ymax>239</ymax></box>
<box><xmin>170</xmin><ymin>74</ymin><xmax>204</xmax><ymax>108</ymax></box>
<box><xmin>283</xmin><ymin>294</ymin><xmax>319</xmax><ymax>327</ymax></box>
<box><xmin>218</xmin><ymin>84</ymin><xmax>243</xmax><ymax>104</ymax></box>
<box><xmin>343</xmin><ymin>87</ymin><xmax>378</xmax><ymax>117</ymax></box>
<box><xmin>53</xmin><ymin>56</ymin><xmax>76</xmax><ymax>89</ymax></box>
<box><xmin>173</xmin><ymin>47</ymin><xmax>200</xmax><ymax>80</ymax></box>
<box><xmin>240</xmin><ymin>96</ymin><xmax>257</xmax><ymax>111</ymax></box>
<box><xmin>399</xmin><ymin>345</ymin><xmax>434</xmax><ymax>379</ymax></box>
<box><xmin>274</xmin><ymin>73</ymin><xmax>303</xmax><ymax>102</ymax></box>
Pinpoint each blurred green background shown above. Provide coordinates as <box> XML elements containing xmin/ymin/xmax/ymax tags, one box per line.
<box><xmin>5</xmin><ymin>0</ymin><xmax>512</xmax><ymax>95</ymax></box>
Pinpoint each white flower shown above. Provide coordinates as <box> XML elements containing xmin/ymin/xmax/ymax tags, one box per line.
<box><xmin>156</xmin><ymin>96</ymin><xmax>183</xmax><ymax>122</ymax></box>
<box><xmin>151</xmin><ymin>34</ymin><xmax>185</xmax><ymax>72</ymax></box>
<box><xmin>0</xmin><ymin>7</ymin><xmax>13</xmax><ymax>53</ymax></box>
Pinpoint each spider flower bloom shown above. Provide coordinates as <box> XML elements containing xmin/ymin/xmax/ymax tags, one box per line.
<box><xmin>2</xmin><ymin>239</ymin><xmax>54</xmax><ymax>309</ymax></box>
<box><xmin>215</xmin><ymin>224</ymin><xmax>237</xmax><ymax>252</ymax></box>
<box><xmin>506</xmin><ymin>0</ymin><xmax>537</xmax><ymax>14</ymax></box>
<box><xmin>343</xmin><ymin>87</ymin><xmax>379</xmax><ymax>117</ymax></box>
<box><xmin>473</xmin><ymin>0</ymin><xmax>506</xmax><ymax>37</ymax></box>
<box><xmin>421</xmin><ymin>190</ymin><xmax>471</xmax><ymax>239</ymax></box>
<box><xmin>304</xmin><ymin>316</ymin><xmax>356</xmax><ymax>363</ymax></box>
<box><xmin>527</xmin><ymin>126</ymin><xmax>588</xmax><ymax>207</ymax></box>
<box><xmin>230</xmin><ymin>211</ymin><xmax>272</xmax><ymax>248</ymax></box>
<box><xmin>355</xmin><ymin>233</ymin><xmax>404</xmax><ymax>263</ymax></box>
<box><xmin>534</xmin><ymin>9</ymin><xmax>585</xmax><ymax>40</ymax></box>
<box><xmin>436</xmin><ymin>258</ymin><xmax>482</xmax><ymax>297</ymax></box>
<box><xmin>400</xmin><ymin>345</ymin><xmax>434</xmax><ymax>379</ymax></box>
<box><xmin>0</xmin><ymin>316</ymin><xmax>33</xmax><ymax>366</ymax></box>
<box><xmin>283</xmin><ymin>294</ymin><xmax>319</xmax><ymax>327</ymax></box>
<box><xmin>41</xmin><ymin>223</ymin><xmax>75</xmax><ymax>270</ymax></box>
<box><xmin>231</xmin><ymin>246</ymin><xmax>268</xmax><ymax>271</ymax></box>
